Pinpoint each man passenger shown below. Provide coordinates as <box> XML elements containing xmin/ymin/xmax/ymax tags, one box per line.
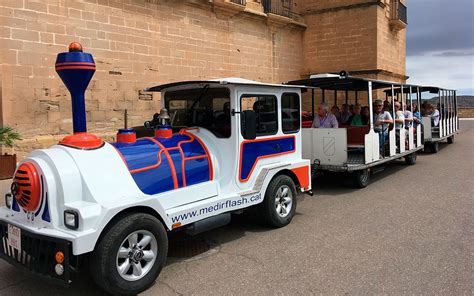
<box><xmin>340</xmin><ymin>103</ymin><xmax>352</xmax><ymax>124</ymax></box>
<box><xmin>373</xmin><ymin>99</ymin><xmax>393</xmax><ymax>156</ymax></box>
<box><xmin>425</xmin><ymin>103</ymin><xmax>440</xmax><ymax>127</ymax></box>
<box><xmin>394</xmin><ymin>102</ymin><xmax>405</xmax><ymax>131</ymax></box>
<box><xmin>312</xmin><ymin>103</ymin><xmax>339</xmax><ymax>128</ymax></box>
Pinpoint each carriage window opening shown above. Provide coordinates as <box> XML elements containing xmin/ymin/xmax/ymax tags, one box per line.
<box><xmin>281</xmin><ymin>93</ymin><xmax>300</xmax><ymax>133</ymax></box>
<box><xmin>241</xmin><ymin>95</ymin><xmax>278</xmax><ymax>137</ymax></box>
<box><xmin>165</xmin><ymin>87</ymin><xmax>231</xmax><ymax>138</ymax></box>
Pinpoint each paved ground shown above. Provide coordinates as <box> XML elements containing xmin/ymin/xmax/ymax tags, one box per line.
<box><xmin>0</xmin><ymin>121</ymin><xmax>472</xmax><ymax>295</ymax></box>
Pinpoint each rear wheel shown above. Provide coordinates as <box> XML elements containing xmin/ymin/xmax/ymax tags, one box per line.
<box><xmin>260</xmin><ymin>175</ymin><xmax>297</xmax><ymax>228</ymax></box>
<box><xmin>447</xmin><ymin>135</ymin><xmax>454</xmax><ymax>144</ymax></box>
<box><xmin>352</xmin><ymin>168</ymin><xmax>370</xmax><ymax>188</ymax></box>
<box><xmin>431</xmin><ymin>141</ymin><xmax>439</xmax><ymax>153</ymax></box>
<box><xmin>90</xmin><ymin>213</ymin><xmax>168</xmax><ymax>295</ymax></box>
<box><xmin>405</xmin><ymin>152</ymin><xmax>417</xmax><ymax>165</ymax></box>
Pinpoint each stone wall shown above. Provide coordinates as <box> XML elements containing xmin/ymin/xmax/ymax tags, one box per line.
<box><xmin>0</xmin><ymin>0</ymin><xmax>304</xmax><ymax>157</ymax></box>
<box><xmin>301</xmin><ymin>3</ymin><xmax>378</xmax><ymax>77</ymax></box>
<box><xmin>301</xmin><ymin>0</ymin><xmax>406</xmax><ymax>82</ymax></box>
<box><xmin>0</xmin><ymin>0</ymin><xmax>407</xmax><ymax>158</ymax></box>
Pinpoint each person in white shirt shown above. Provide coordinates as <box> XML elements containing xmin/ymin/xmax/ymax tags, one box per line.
<box><xmin>373</xmin><ymin>99</ymin><xmax>393</xmax><ymax>156</ymax></box>
<box><xmin>394</xmin><ymin>102</ymin><xmax>405</xmax><ymax>130</ymax></box>
<box><xmin>312</xmin><ymin>103</ymin><xmax>339</xmax><ymax>128</ymax></box>
<box><xmin>425</xmin><ymin>103</ymin><xmax>440</xmax><ymax>127</ymax></box>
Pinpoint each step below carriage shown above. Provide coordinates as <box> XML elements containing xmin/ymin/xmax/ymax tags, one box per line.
<box><xmin>0</xmin><ymin>44</ymin><xmax>458</xmax><ymax>295</ymax></box>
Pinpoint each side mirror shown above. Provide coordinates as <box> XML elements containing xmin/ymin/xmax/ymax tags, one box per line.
<box><xmin>242</xmin><ymin>110</ymin><xmax>256</xmax><ymax>140</ymax></box>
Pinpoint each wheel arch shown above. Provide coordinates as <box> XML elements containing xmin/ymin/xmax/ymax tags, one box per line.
<box><xmin>93</xmin><ymin>206</ymin><xmax>168</xmax><ymax>252</ymax></box>
<box><xmin>274</xmin><ymin>169</ymin><xmax>300</xmax><ymax>189</ymax></box>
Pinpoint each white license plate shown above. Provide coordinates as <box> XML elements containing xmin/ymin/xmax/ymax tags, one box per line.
<box><xmin>7</xmin><ymin>224</ymin><xmax>21</xmax><ymax>252</ymax></box>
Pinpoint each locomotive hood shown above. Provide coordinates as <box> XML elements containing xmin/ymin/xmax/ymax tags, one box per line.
<box><xmin>111</xmin><ymin>131</ymin><xmax>213</xmax><ymax>195</ymax></box>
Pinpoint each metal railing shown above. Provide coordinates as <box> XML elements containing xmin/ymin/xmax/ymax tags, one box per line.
<box><xmin>229</xmin><ymin>0</ymin><xmax>246</xmax><ymax>5</ymax></box>
<box><xmin>262</xmin><ymin>0</ymin><xmax>294</xmax><ymax>18</ymax></box>
<box><xmin>391</xmin><ymin>0</ymin><xmax>407</xmax><ymax>24</ymax></box>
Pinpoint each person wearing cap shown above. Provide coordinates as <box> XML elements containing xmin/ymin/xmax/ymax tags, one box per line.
<box><xmin>312</xmin><ymin>103</ymin><xmax>339</xmax><ymax>128</ymax></box>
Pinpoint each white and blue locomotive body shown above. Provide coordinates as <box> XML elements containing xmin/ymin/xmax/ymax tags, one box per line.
<box><xmin>0</xmin><ymin>45</ymin><xmax>310</xmax><ymax>294</ymax></box>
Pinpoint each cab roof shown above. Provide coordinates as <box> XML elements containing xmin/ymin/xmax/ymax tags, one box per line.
<box><xmin>146</xmin><ymin>77</ymin><xmax>306</xmax><ymax>92</ymax></box>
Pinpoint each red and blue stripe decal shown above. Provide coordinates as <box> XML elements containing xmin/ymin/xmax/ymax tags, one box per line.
<box><xmin>239</xmin><ymin>136</ymin><xmax>296</xmax><ymax>182</ymax></box>
<box><xmin>55</xmin><ymin>61</ymin><xmax>96</xmax><ymax>71</ymax></box>
<box><xmin>112</xmin><ymin>131</ymin><xmax>213</xmax><ymax>195</ymax></box>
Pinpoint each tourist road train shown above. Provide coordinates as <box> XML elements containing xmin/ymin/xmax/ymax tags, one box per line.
<box><xmin>0</xmin><ymin>44</ymin><xmax>459</xmax><ymax>295</ymax></box>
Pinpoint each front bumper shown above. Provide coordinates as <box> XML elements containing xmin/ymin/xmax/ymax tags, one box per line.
<box><xmin>0</xmin><ymin>220</ymin><xmax>72</xmax><ymax>285</ymax></box>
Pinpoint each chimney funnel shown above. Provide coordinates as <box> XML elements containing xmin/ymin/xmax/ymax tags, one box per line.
<box><xmin>55</xmin><ymin>43</ymin><xmax>103</xmax><ymax>150</ymax></box>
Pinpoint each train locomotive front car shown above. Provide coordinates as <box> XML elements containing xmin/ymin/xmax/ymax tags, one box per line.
<box><xmin>0</xmin><ymin>44</ymin><xmax>311</xmax><ymax>295</ymax></box>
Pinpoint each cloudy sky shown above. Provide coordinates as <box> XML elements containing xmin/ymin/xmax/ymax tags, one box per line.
<box><xmin>406</xmin><ymin>0</ymin><xmax>474</xmax><ymax>95</ymax></box>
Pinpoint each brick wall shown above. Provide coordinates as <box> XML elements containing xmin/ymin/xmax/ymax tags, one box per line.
<box><xmin>0</xmin><ymin>0</ymin><xmax>304</xmax><ymax>157</ymax></box>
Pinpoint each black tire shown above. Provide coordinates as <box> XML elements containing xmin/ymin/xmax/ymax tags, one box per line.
<box><xmin>423</xmin><ymin>143</ymin><xmax>431</xmax><ymax>153</ymax></box>
<box><xmin>260</xmin><ymin>174</ymin><xmax>297</xmax><ymax>228</ymax></box>
<box><xmin>405</xmin><ymin>152</ymin><xmax>417</xmax><ymax>165</ymax></box>
<box><xmin>431</xmin><ymin>141</ymin><xmax>439</xmax><ymax>153</ymax></box>
<box><xmin>352</xmin><ymin>168</ymin><xmax>370</xmax><ymax>188</ymax></box>
<box><xmin>90</xmin><ymin>213</ymin><xmax>168</xmax><ymax>296</ymax></box>
<box><xmin>447</xmin><ymin>135</ymin><xmax>454</xmax><ymax>144</ymax></box>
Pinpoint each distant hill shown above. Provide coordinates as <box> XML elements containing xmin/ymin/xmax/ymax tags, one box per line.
<box><xmin>424</xmin><ymin>96</ymin><xmax>474</xmax><ymax>108</ymax></box>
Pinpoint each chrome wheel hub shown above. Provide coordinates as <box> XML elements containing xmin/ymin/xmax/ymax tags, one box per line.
<box><xmin>116</xmin><ymin>230</ymin><xmax>158</xmax><ymax>281</ymax></box>
<box><xmin>275</xmin><ymin>185</ymin><xmax>293</xmax><ymax>218</ymax></box>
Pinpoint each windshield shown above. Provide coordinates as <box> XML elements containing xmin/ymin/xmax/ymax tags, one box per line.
<box><xmin>164</xmin><ymin>87</ymin><xmax>231</xmax><ymax>138</ymax></box>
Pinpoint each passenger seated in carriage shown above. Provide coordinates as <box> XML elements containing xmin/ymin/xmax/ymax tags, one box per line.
<box><xmin>373</xmin><ymin>99</ymin><xmax>393</xmax><ymax>156</ymax></box>
<box><xmin>425</xmin><ymin>103</ymin><xmax>440</xmax><ymax>127</ymax></box>
<box><xmin>340</xmin><ymin>103</ymin><xmax>352</xmax><ymax>124</ymax></box>
<box><xmin>394</xmin><ymin>102</ymin><xmax>407</xmax><ymax>149</ymax></box>
<box><xmin>361</xmin><ymin>106</ymin><xmax>370</xmax><ymax>123</ymax></box>
<box><xmin>347</xmin><ymin>104</ymin><xmax>368</xmax><ymax>126</ymax></box>
<box><xmin>411</xmin><ymin>104</ymin><xmax>422</xmax><ymax>128</ymax></box>
<box><xmin>331</xmin><ymin>105</ymin><xmax>341</xmax><ymax>123</ymax></box>
<box><xmin>312</xmin><ymin>103</ymin><xmax>339</xmax><ymax>128</ymax></box>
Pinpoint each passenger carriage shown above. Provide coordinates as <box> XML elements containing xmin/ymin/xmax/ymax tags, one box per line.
<box><xmin>288</xmin><ymin>73</ymin><xmax>423</xmax><ymax>188</ymax></box>
<box><xmin>419</xmin><ymin>86</ymin><xmax>458</xmax><ymax>153</ymax></box>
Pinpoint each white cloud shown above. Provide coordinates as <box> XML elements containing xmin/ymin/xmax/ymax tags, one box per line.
<box><xmin>407</xmin><ymin>51</ymin><xmax>474</xmax><ymax>95</ymax></box>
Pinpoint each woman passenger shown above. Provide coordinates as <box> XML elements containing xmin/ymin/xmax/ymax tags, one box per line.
<box><xmin>348</xmin><ymin>104</ymin><xmax>366</xmax><ymax>126</ymax></box>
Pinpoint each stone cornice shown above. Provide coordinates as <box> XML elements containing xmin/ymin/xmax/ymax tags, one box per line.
<box><xmin>301</xmin><ymin>1</ymin><xmax>386</xmax><ymax>16</ymax></box>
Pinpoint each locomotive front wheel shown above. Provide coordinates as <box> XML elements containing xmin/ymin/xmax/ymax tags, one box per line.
<box><xmin>90</xmin><ymin>213</ymin><xmax>168</xmax><ymax>295</ymax></box>
<box><xmin>260</xmin><ymin>175</ymin><xmax>297</xmax><ymax>228</ymax></box>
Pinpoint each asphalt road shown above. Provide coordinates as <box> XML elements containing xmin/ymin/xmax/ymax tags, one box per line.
<box><xmin>0</xmin><ymin>121</ymin><xmax>472</xmax><ymax>295</ymax></box>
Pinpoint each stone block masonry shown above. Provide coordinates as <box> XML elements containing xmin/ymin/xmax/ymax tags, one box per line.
<box><xmin>0</xmin><ymin>0</ymin><xmax>407</xmax><ymax>159</ymax></box>
<box><xmin>0</xmin><ymin>0</ymin><xmax>305</xmax><ymax>158</ymax></box>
